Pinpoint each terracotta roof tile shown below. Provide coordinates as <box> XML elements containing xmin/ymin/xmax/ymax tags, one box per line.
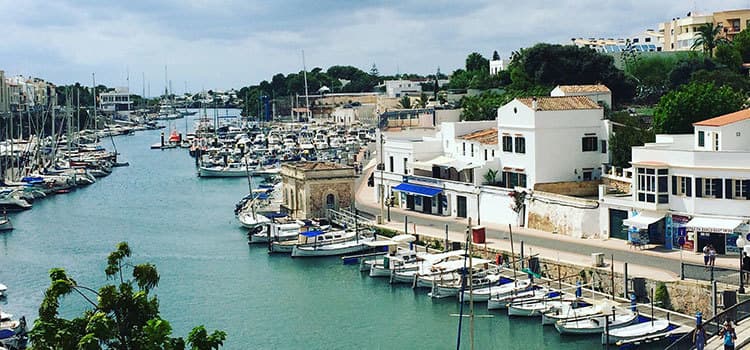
<box><xmin>556</xmin><ymin>84</ymin><xmax>611</xmax><ymax>93</ymax></box>
<box><xmin>458</xmin><ymin>128</ymin><xmax>498</xmax><ymax>145</ymax></box>
<box><xmin>693</xmin><ymin>109</ymin><xmax>750</xmax><ymax>127</ymax></box>
<box><xmin>287</xmin><ymin>161</ymin><xmax>351</xmax><ymax>171</ymax></box>
<box><xmin>518</xmin><ymin>96</ymin><xmax>601</xmax><ymax>111</ymax></box>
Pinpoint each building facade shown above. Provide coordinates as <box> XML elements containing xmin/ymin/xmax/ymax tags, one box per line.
<box><xmin>383</xmin><ymin>80</ymin><xmax>422</xmax><ymax>98</ymax></box>
<box><xmin>599</xmin><ymin>109</ymin><xmax>750</xmax><ymax>254</ymax></box>
<box><xmin>281</xmin><ymin>162</ymin><xmax>357</xmax><ymax>220</ymax></box>
<box><xmin>659</xmin><ymin>9</ymin><xmax>750</xmax><ymax>51</ymax></box>
<box><xmin>99</xmin><ymin>87</ymin><xmax>133</xmax><ymax>113</ymax></box>
<box><xmin>571</xmin><ymin>31</ymin><xmax>662</xmax><ymax>53</ymax></box>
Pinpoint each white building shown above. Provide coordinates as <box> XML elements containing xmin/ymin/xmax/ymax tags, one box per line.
<box><xmin>496</xmin><ymin>95</ymin><xmax>611</xmax><ymax>189</ymax></box>
<box><xmin>99</xmin><ymin>87</ymin><xmax>133</xmax><ymax>113</ymax></box>
<box><xmin>599</xmin><ymin>109</ymin><xmax>750</xmax><ymax>254</ymax></box>
<box><xmin>0</xmin><ymin>70</ymin><xmax>8</xmax><ymax>114</ymax></box>
<box><xmin>383</xmin><ymin>80</ymin><xmax>422</xmax><ymax>98</ymax></box>
<box><xmin>550</xmin><ymin>84</ymin><xmax>612</xmax><ymax>109</ymax></box>
<box><xmin>489</xmin><ymin>58</ymin><xmax>508</xmax><ymax>75</ymax></box>
<box><xmin>571</xmin><ymin>30</ymin><xmax>663</xmax><ymax>53</ymax></box>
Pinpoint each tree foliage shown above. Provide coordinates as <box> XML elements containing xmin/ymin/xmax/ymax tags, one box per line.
<box><xmin>507</xmin><ymin>43</ymin><xmax>636</xmax><ymax>106</ymax></box>
<box><xmin>653</xmin><ymin>82</ymin><xmax>744</xmax><ymax>134</ymax></box>
<box><xmin>691</xmin><ymin>23</ymin><xmax>727</xmax><ymax>56</ymax></box>
<box><xmin>465</xmin><ymin>52</ymin><xmax>489</xmax><ymax>72</ymax></box>
<box><xmin>715</xmin><ymin>43</ymin><xmax>742</xmax><ymax>70</ymax></box>
<box><xmin>460</xmin><ymin>86</ymin><xmax>549</xmax><ymax>121</ymax></box>
<box><xmin>30</xmin><ymin>242</ymin><xmax>227</xmax><ymax>350</ymax></box>
<box><xmin>609</xmin><ymin>112</ymin><xmax>654</xmax><ymax>168</ymax></box>
<box><xmin>732</xmin><ymin>29</ymin><xmax>750</xmax><ymax>62</ymax></box>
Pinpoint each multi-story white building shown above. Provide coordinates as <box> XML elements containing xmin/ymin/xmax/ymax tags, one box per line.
<box><xmin>659</xmin><ymin>9</ymin><xmax>750</xmax><ymax>51</ymax></box>
<box><xmin>383</xmin><ymin>80</ymin><xmax>422</xmax><ymax>98</ymax></box>
<box><xmin>571</xmin><ymin>31</ymin><xmax>663</xmax><ymax>53</ymax></box>
<box><xmin>600</xmin><ymin>109</ymin><xmax>750</xmax><ymax>254</ymax></box>
<box><xmin>496</xmin><ymin>95</ymin><xmax>611</xmax><ymax>189</ymax></box>
<box><xmin>99</xmin><ymin>87</ymin><xmax>133</xmax><ymax>113</ymax></box>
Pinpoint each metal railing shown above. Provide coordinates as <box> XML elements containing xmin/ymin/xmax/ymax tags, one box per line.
<box><xmin>682</xmin><ymin>262</ymin><xmax>740</xmax><ymax>286</ymax></box>
<box><xmin>665</xmin><ymin>298</ymin><xmax>750</xmax><ymax>350</ymax></box>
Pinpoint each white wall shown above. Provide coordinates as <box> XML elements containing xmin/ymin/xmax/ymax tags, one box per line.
<box><xmin>718</xmin><ymin>119</ymin><xmax>750</xmax><ymax>151</ymax></box>
<box><xmin>527</xmin><ymin>192</ymin><xmax>601</xmax><ymax>238</ymax></box>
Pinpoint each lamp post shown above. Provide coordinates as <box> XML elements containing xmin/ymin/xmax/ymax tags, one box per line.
<box><xmin>379</xmin><ymin>133</ymin><xmax>385</xmax><ymax>224</ymax></box>
<box><xmin>737</xmin><ymin>234</ymin><xmax>746</xmax><ymax>294</ymax></box>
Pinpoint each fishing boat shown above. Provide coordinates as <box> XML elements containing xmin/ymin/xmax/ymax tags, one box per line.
<box><xmin>389</xmin><ymin>250</ymin><xmax>466</xmax><ymax>284</ymax></box>
<box><xmin>508</xmin><ymin>295</ymin><xmax>577</xmax><ymax>317</ymax></box>
<box><xmin>541</xmin><ymin>301</ymin><xmax>604</xmax><ymax>325</ymax></box>
<box><xmin>361</xmin><ymin>235</ymin><xmax>419</xmax><ymax>277</ymax></box>
<box><xmin>459</xmin><ymin>278</ymin><xmax>532</xmax><ymax>303</ymax></box>
<box><xmin>415</xmin><ymin>258</ymin><xmax>491</xmax><ymax>289</ymax></box>
<box><xmin>0</xmin><ymin>216</ymin><xmax>12</xmax><ymax>232</ymax></box>
<box><xmin>0</xmin><ymin>284</ymin><xmax>6</xmax><ymax>297</ymax></box>
<box><xmin>486</xmin><ymin>286</ymin><xmax>551</xmax><ymax>310</ymax></box>
<box><xmin>0</xmin><ymin>191</ymin><xmax>31</xmax><ymax>212</ymax></box>
<box><xmin>554</xmin><ymin>311</ymin><xmax>638</xmax><ymax>335</ymax></box>
<box><xmin>291</xmin><ymin>230</ymin><xmax>375</xmax><ymax>257</ymax></box>
<box><xmin>249</xmin><ymin>222</ymin><xmax>300</xmax><ymax>244</ymax></box>
<box><xmin>601</xmin><ymin>319</ymin><xmax>670</xmax><ymax>344</ymax></box>
<box><xmin>430</xmin><ymin>271</ymin><xmax>506</xmax><ymax>299</ymax></box>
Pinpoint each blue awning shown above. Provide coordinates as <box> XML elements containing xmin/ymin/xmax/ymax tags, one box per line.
<box><xmin>301</xmin><ymin>230</ymin><xmax>324</xmax><ymax>237</ymax></box>
<box><xmin>393</xmin><ymin>183</ymin><xmax>442</xmax><ymax>197</ymax></box>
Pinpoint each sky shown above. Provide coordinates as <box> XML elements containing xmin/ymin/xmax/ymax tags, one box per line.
<box><xmin>2</xmin><ymin>0</ymin><xmax>749</xmax><ymax>95</ymax></box>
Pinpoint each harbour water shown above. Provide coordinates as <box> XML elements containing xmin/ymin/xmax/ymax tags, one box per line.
<box><xmin>2</xmin><ymin>115</ymin><xmax>610</xmax><ymax>349</ymax></box>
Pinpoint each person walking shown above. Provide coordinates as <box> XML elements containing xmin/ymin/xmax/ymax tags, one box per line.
<box><xmin>703</xmin><ymin>245</ymin><xmax>711</xmax><ymax>269</ymax></box>
<box><xmin>693</xmin><ymin>323</ymin><xmax>706</xmax><ymax>350</ymax></box>
<box><xmin>720</xmin><ymin>320</ymin><xmax>737</xmax><ymax>350</ymax></box>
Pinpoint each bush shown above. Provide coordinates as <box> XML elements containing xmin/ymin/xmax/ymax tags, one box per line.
<box><xmin>654</xmin><ymin>282</ymin><xmax>672</xmax><ymax>309</ymax></box>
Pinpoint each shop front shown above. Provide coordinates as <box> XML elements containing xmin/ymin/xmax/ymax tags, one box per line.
<box><xmin>392</xmin><ymin>182</ymin><xmax>447</xmax><ymax>215</ymax></box>
<box><xmin>685</xmin><ymin>217</ymin><xmax>746</xmax><ymax>255</ymax></box>
<box><xmin>622</xmin><ymin>212</ymin><xmax>665</xmax><ymax>246</ymax></box>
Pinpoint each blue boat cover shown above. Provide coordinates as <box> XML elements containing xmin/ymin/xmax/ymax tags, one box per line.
<box><xmin>300</xmin><ymin>230</ymin><xmax>324</xmax><ymax>237</ymax></box>
<box><xmin>392</xmin><ymin>183</ymin><xmax>442</xmax><ymax>197</ymax></box>
<box><xmin>253</xmin><ymin>193</ymin><xmax>270</xmax><ymax>200</ymax></box>
<box><xmin>264</xmin><ymin>212</ymin><xmax>287</xmax><ymax>219</ymax></box>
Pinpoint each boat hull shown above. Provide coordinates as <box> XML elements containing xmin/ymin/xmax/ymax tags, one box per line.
<box><xmin>291</xmin><ymin>242</ymin><xmax>372</xmax><ymax>257</ymax></box>
<box><xmin>198</xmin><ymin>167</ymin><xmax>249</xmax><ymax>178</ymax></box>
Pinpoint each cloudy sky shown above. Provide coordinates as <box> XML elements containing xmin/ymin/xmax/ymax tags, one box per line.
<box><xmin>2</xmin><ymin>0</ymin><xmax>748</xmax><ymax>95</ymax></box>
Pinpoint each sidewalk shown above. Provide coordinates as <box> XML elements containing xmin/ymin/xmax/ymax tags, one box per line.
<box><xmin>356</xmin><ymin>163</ymin><xmax>738</xmax><ymax>282</ymax></box>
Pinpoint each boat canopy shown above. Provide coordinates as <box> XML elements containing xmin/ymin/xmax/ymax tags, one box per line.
<box><xmin>264</xmin><ymin>212</ymin><xmax>287</xmax><ymax>219</ymax></box>
<box><xmin>393</xmin><ymin>183</ymin><xmax>442</xmax><ymax>197</ymax></box>
<box><xmin>300</xmin><ymin>230</ymin><xmax>325</xmax><ymax>237</ymax></box>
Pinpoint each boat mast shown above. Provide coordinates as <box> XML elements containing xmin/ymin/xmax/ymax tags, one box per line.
<box><xmin>302</xmin><ymin>49</ymin><xmax>310</xmax><ymax>122</ymax></box>
<box><xmin>92</xmin><ymin>73</ymin><xmax>97</xmax><ymax>132</ymax></box>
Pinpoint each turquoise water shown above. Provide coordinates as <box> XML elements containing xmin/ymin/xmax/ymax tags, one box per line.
<box><xmin>1</xmin><ymin>116</ymin><xmax>611</xmax><ymax>349</ymax></box>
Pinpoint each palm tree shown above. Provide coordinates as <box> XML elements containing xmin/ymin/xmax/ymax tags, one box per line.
<box><xmin>398</xmin><ymin>95</ymin><xmax>411</xmax><ymax>109</ymax></box>
<box><xmin>691</xmin><ymin>23</ymin><xmax>728</xmax><ymax>56</ymax></box>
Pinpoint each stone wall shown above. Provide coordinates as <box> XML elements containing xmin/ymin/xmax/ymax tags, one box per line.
<box><xmin>534</xmin><ymin>180</ymin><xmax>602</xmax><ymax>197</ymax></box>
<box><xmin>307</xmin><ymin>181</ymin><xmax>354</xmax><ymax>218</ymax></box>
<box><xmin>603</xmin><ymin>177</ymin><xmax>631</xmax><ymax>194</ymax></box>
<box><xmin>526</xmin><ymin>191</ymin><xmax>600</xmax><ymax>238</ymax></box>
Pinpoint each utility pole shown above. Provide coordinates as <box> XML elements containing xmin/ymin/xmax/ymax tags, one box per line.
<box><xmin>467</xmin><ymin>217</ymin><xmax>475</xmax><ymax>350</ymax></box>
<box><xmin>379</xmin><ymin>132</ymin><xmax>385</xmax><ymax>223</ymax></box>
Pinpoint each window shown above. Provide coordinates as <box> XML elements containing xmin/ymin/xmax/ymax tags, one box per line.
<box><xmin>326</xmin><ymin>194</ymin><xmax>336</xmax><ymax>209</ymax></box>
<box><xmin>582</xmin><ymin>169</ymin><xmax>593</xmax><ymax>181</ymax></box>
<box><xmin>515</xmin><ymin>137</ymin><xmax>526</xmax><ymax>154</ymax></box>
<box><xmin>734</xmin><ymin>179</ymin><xmax>750</xmax><ymax>200</ymax></box>
<box><xmin>502</xmin><ymin>136</ymin><xmax>513</xmax><ymax>152</ymax></box>
<box><xmin>582</xmin><ymin>136</ymin><xmax>597</xmax><ymax>152</ymax></box>
<box><xmin>698</xmin><ymin>131</ymin><xmax>705</xmax><ymax>147</ymax></box>
<box><xmin>491</xmin><ymin>149</ymin><xmax>495</xmax><ymax>157</ymax></box>
<box><xmin>714</xmin><ymin>134</ymin><xmax>719</xmax><ymax>151</ymax></box>
<box><xmin>389</xmin><ymin>156</ymin><xmax>394</xmax><ymax>172</ymax></box>
<box><xmin>403</xmin><ymin>158</ymin><xmax>408</xmax><ymax>175</ymax></box>
<box><xmin>636</xmin><ymin>167</ymin><xmax>669</xmax><ymax>204</ymax></box>
<box><xmin>470</xmin><ymin>144</ymin><xmax>474</xmax><ymax>157</ymax></box>
<box><xmin>484</xmin><ymin>149</ymin><xmax>488</xmax><ymax>161</ymax></box>
<box><xmin>700</xmin><ymin>178</ymin><xmax>724</xmax><ymax>198</ymax></box>
<box><xmin>674</xmin><ymin>176</ymin><xmax>692</xmax><ymax>197</ymax></box>
<box><xmin>462</xmin><ymin>142</ymin><xmax>466</xmax><ymax>156</ymax></box>
<box><xmin>645</xmin><ymin>37</ymin><xmax>651</xmax><ymax>43</ymax></box>
<box><xmin>632</xmin><ymin>38</ymin><xmax>639</xmax><ymax>43</ymax></box>
<box><xmin>600</xmin><ymin>140</ymin><xmax>607</xmax><ymax>154</ymax></box>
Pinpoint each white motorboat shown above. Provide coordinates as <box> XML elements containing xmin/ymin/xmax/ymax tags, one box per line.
<box><xmin>361</xmin><ymin>235</ymin><xmax>419</xmax><ymax>277</ymax></box>
<box><xmin>249</xmin><ymin>222</ymin><xmax>301</xmax><ymax>244</ymax></box>
<box><xmin>486</xmin><ymin>287</ymin><xmax>551</xmax><ymax>310</ymax></box>
<box><xmin>0</xmin><ymin>284</ymin><xmax>6</xmax><ymax>297</ymax></box>
<box><xmin>555</xmin><ymin>312</ymin><xmax>638</xmax><ymax>335</ymax></box>
<box><xmin>239</xmin><ymin>211</ymin><xmax>272</xmax><ymax>229</ymax></box>
<box><xmin>292</xmin><ymin>231</ymin><xmax>375</xmax><ymax>257</ymax></box>
<box><xmin>198</xmin><ymin>163</ymin><xmax>249</xmax><ymax>177</ymax></box>
<box><xmin>541</xmin><ymin>301</ymin><xmax>605</xmax><ymax>325</ymax></box>
<box><xmin>601</xmin><ymin>319</ymin><xmax>670</xmax><ymax>344</ymax></box>
<box><xmin>271</xmin><ymin>228</ymin><xmax>353</xmax><ymax>254</ymax></box>
<box><xmin>459</xmin><ymin>278</ymin><xmax>532</xmax><ymax>303</ymax></box>
<box><xmin>0</xmin><ymin>218</ymin><xmax>11</xmax><ymax>232</ymax></box>
<box><xmin>415</xmin><ymin>258</ymin><xmax>491</xmax><ymax>289</ymax></box>
<box><xmin>430</xmin><ymin>272</ymin><xmax>506</xmax><ymax>299</ymax></box>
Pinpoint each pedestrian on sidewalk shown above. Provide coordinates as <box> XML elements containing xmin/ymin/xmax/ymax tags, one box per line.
<box><xmin>719</xmin><ymin>320</ymin><xmax>737</xmax><ymax>350</ymax></box>
<box><xmin>693</xmin><ymin>323</ymin><xmax>706</xmax><ymax>350</ymax></box>
<box><xmin>703</xmin><ymin>245</ymin><xmax>711</xmax><ymax>268</ymax></box>
<box><xmin>743</xmin><ymin>252</ymin><xmax>750</xmax><ymax>286</ymax></box>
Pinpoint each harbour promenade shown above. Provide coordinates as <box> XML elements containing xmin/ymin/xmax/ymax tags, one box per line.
<box><xmin>355</xmin><ymin>162</ymin><xmax>737</xmax><ymax>282</ymax></box>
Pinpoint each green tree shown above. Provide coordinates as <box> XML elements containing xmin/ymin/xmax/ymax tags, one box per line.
<box><xmin>715</xmin><ymin>43</ymin><xmax>742</xmax><ymax>70</ymax></box>
<box><xmin>507</xmin><ymin>43</ymin><xmax>636</xmax><ymax>106</ymax></box>
<box><xmin>653</xmin><ymin>82</ymin><xmax>744</xmax><ymax>134</ymax></box>
<box><xmin>30</xmin><ymin>242</ymin><xmax>227</xmax><ymax>350</ymax></box>
<box><xmin>691</xmin><ymin>68</ymin><xmax>750</xmax><ymax>92</ymax></box>
<box><xmin>465</xmin><ymin>52</ymin><xmax>489</xmax><ymax>72</ymax></box>
<box><xmin>609</xmin><ymin>111</ymin><xmax>655</xmax><ymax>168</ymax></box>
<box><xmin>732</xmin><ymin>29</ymin><xmax>750</xmax><ymax>62</ymax></box>
<box><xmin>398</xmin><ymin>96</ymin><xmax>411</xmax><ymax>109</ymax></box>
<box><xmin>691</xmin><ymin>23</ymin><xmax>728</xmax><ymax>56</ymax></box>
<box><xmin>418</xmin><ymin>92</ymin><xmax>429</xmax><ymax>108</ymax></box>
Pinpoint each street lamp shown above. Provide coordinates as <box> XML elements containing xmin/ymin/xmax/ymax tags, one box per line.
<box><xmin>737</xmin><ymin>234</ymin><xmax>746</xmax><ymax>294</ymax></box>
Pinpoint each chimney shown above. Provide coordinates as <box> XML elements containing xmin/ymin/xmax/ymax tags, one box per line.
<box><xmin>531</xmin><ymin>97</ymin><xmax>538</xmax><ymax>111</ymax></box>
